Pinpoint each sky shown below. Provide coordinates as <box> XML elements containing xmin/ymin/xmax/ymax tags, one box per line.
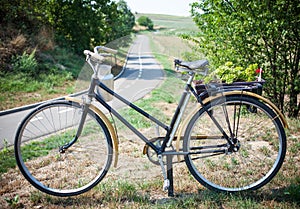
<box><xmin>124</xmin><ymin>0</ymin><xmax>195</xmax><ymax>16</ymax></box>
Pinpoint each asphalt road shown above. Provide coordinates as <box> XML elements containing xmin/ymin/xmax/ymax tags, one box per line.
<box><xmin>0</xmin><ymin>34</ymin><xmax>164</xmax><ymax>148</ymax></box>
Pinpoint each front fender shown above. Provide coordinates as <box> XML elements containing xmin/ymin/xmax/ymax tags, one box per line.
<box><xmin>65</xmin><ymin>96</ymin><xmax>119</xmax><ymax>167</ymax></box>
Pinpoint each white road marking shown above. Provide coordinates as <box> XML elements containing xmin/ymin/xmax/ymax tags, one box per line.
<box><xmin>138</xmin><ymin>42</ymin><xmax>143</xmax><ymax>79</ymax></box>
<box><xmin>31</xmin><ymin>116</ymin><xmax>43</xmax><ymax>122</ymax></box>
<box><xmin>58</xmin><ymin>108</ymin><xmax>74</xmax><ymax>114</ymax></box>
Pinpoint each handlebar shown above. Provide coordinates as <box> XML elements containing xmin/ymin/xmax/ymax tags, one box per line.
<box><xmin>174</xmin><ymin>59</ymin><xmax>209</xmax><ymax>70</ymax></box>
<box><xmin>84</xmin><ymin>50</ymin><xmax>104</xmax><ymax>63</ymax></box>
<box><xmin>94</xmin><ymin>46</ymin><xmax>117</xmax><ymax>54</ymax></box>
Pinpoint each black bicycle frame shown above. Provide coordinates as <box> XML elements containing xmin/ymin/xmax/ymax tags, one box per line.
<box><xmin>94</xmin><ymin>71</ymin><xmax>236</xmax><ymax>155</ymax></box>
<box><xmin>95</xmin><ymin>79</ymin><xmax>187</xmax><ymax>154</ymax></box>
<box><xmin>188</xmin><ymin>84</ymin><xmax>231</xmax><ymax>142</ymax></box>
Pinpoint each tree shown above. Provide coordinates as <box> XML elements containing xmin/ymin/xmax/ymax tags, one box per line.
<box><xmin>190</xmin><ymin>0</ymin><xmax>300</xmax><ymax>117</ymax></box>
<box><xmin>43</xmin><ymin>0</ymin><xmax>135</xmax><ymax>53</ymax></box>
<box><xmin>137</xmin><ymin>16</ymin><xmax>154</xmax><ymax>30</ymax></box>
<box><xmin>0</xmin><ymin>0</ymin><xmax>135</xmax><ymax>57</ymax></box>
<box><xmin>104</xmin><ymin>0</ymin><xmax>135</xmax><ymax>44</ymax></box>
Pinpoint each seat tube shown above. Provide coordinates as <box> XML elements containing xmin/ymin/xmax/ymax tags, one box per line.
<box><xmin>166</xmin><ymin>72</ymin><xmax>194</xmax><ymax>147</ymax></box>
<box><xmin>167</xmin><ymin>92</ymin><xmax>190</xmax><ymax>147</ymax></box>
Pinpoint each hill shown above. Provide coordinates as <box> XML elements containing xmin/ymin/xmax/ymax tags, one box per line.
<box><xmin>135</xmin><ymin>13</ymin><xmax>198</xmax><ymax>34</ymax></box>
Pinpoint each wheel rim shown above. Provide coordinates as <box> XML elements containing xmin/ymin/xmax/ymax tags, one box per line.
<box><xmin>185</xmin><ymin>98</ymin><xmax>285</xmax><ymax>192</ymax></box>
<box><xmin>15</xmin><ymin>102</ymin><xmax>112</xmax><ymax>196</ymax></box>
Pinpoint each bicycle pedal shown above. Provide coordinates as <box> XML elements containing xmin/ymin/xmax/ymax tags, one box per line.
<box><xmin>163</xmin><ymin>179</ymin><xmax>170</xmax><ymax>191</ymax></box>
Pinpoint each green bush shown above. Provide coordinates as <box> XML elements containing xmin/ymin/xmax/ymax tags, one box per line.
<box><xmin>190</xmin><ymin>0</ymin><xmax>300</xmax><ymax>117</ymax></box>
<box><xmin>12</xmin><ymin>49</ymin><xmax>37</xmax><ymax>75</ymax></box>
<box><xmin>137</xmin><ymin>16</ymin><xmax>154</xmax><ymax>30</ymax></box>
<box><xmin>205</xmin><ymin>62</ymin><xmax>258</xmax><ymax>83</ymax></box>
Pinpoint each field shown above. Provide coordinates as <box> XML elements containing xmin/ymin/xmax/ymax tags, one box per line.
<box><xmin>136</xmin><ymin>13</ymin><xmax>198</xmax><ymax>34</ymax></box>
<box><xmin>0</xmin><ymin>14</ymin><xmax>299</xmax><ymax>208</ymax></box>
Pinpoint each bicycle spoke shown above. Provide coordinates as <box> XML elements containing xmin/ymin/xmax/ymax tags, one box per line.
<box><xmin>222</xmin><ymin>104</ymin><xmax>234</xmax><ymax>138</ymax></box>
<box><xmin>184</xmin><ymin>95</ymin><xmax>286</xmax><ymax>192</ymax></box>
<box><xmin>15</xmin><ymin>101</ymin><xmax>113</xmax><ymax>196</ymax></box>
<box><xmin>234</xmin><ymin>102</ymin><xmax>242</xmax><ymax>138</ymax></box>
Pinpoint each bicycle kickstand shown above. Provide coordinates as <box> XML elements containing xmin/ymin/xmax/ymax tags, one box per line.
<box><xmin>158</xmin><ymin>154</ymin><xmax>174</xmax><ymax>197</ymax></box>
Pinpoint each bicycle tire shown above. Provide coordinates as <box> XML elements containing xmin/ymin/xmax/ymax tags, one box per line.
<box><xmin>183</xmin><ymin>95</ymin><xmax>286</xmax><ymax>192</ymax></box>
<box><xmin>14</xmin><ymin>100</ymin><xmax>113</xmax><ymax>196</ymax></box>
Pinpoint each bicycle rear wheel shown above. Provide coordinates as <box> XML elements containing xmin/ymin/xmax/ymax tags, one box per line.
<box><xmin>183</xmin><ymin>95</ymin><xmax>286</xmax><ymax>192</ymax></box>
<box><xmin>14</xmin><ymin>100</ymin><xmax>113</xmax><ymax>196</ymax></box>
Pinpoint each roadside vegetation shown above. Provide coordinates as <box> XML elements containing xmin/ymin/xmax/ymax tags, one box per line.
<box><xmin>137</xmin><ymin>16</ymin><xmax>154</xmax><ymax>30</ymax></box>
<box><xmin>0</xmin><ymin>0</ymin><xmax>134</xmax><ymax>110</ymax></box>
<box><xmin>187</xmin><ymin>0</ymin><xmax>299</xmax><ymax>118</ymax></box>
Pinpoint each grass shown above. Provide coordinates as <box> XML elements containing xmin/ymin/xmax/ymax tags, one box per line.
<box><xmin>0</xmin><ymin>37</ymin><xmax>133</xmax><ymax>111</ymax></box>
<box><xmin>116</xmin><ymin>62</ymin><xmax>184</xmax><ymax>130</ymax></box>
<box><xmin>0</xmin><ymin>131</ymin><xmax>72</xmax><ymax>176</ymax></box>
<box><xmin>5</xmin><ymin>179</ymin><xmax>299</xmax><ymax>208</ymax></box>
<box><xmin>0</xmin><ymin>47</ymin><xmax>83</xmax><ymax>111</ymax></box>
<box><xmin>0</xmin><ymin>140</ymin><xmax>15</xmax><ymax>174</ymax></box>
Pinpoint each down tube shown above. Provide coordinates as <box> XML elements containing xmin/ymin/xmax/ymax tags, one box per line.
<box><xmin>99</xmin><ymin>82</ymin><xmax>169</xmax><ymax>130</ymax></box>
<box><xmin>95</xmin><ymin>91</ymin><xmax>160</xmax><ymax>153</ymax></box>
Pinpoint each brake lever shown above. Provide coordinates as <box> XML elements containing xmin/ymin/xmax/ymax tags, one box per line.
<box><xmin>174</xmin><ymin>59</ymin><xmax>182</xmax><ymax>71</ymax></box>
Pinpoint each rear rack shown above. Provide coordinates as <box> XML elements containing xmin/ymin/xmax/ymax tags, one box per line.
<box><xmin>195</xmin><ymin>80</ymin><xmax>265</xmax><ymax>100</ymax></box>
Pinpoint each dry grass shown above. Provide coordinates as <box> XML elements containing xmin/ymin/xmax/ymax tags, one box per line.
<box><xmin>0</xmin><ymin>82</ymin><xmax>74</xmax><ymax>111</ymax></box>
<box><xmin>1</xmin><ymin>101</ymin><xmax>299</xmax><ymax>208</ymax></box>
<box><xmin>149</xmin><ymin>34</ymin><xmax>193</xmax><ymax>59</ymax></box>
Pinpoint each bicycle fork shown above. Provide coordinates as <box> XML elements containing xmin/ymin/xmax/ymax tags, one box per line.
<box><xmin>60</xmin><ymin>75</ymin><xmax>97</xmax><ymax>153</ymax></box>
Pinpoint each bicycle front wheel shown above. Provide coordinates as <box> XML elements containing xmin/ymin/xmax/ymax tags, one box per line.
<box><xmin>183</xmin><ymin>95</ymin><xmax>286</xmax><ymax>192</ymax></box>
<box><xmin>14</xmin><ymin>100</ymin><xmax>113</xmax><ymax>196</ymax></box>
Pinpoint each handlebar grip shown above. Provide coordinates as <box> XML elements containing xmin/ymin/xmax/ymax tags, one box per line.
<box><xmin>174</xmin><ymin>59</ymin><xmax>182</xmax><ymax>65</ymax></box>
<box><xmin>94</xmin><ymin>46</ymin><xmax>117</xmax><ymax>54</ymax></box>
<box><xmin>84</xmin><ymin>50</ymin><xmax>104</xmax><ymax>63</ymax></box>
<box><xmin>83</xmin><ymin>50</ymin><xmax>90</xmax><ymax>56</ymax></box>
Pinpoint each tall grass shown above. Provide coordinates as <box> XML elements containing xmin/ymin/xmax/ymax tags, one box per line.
<box><xmin>0</xmin><ymin>47</ymin><xmax>83</xmax><ymax>110</ymax></box>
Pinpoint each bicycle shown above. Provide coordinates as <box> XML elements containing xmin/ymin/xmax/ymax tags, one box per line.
<box><xmin>14</xmin><ymin>46</ymin><xmax>287</xmax><ymax>197</ymax></box>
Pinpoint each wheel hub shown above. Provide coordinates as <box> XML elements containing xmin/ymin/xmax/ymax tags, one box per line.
<box><xmin>229</xmin><ymin>139</ymin><xmax>240</xmax><ymax>152</ymax></box>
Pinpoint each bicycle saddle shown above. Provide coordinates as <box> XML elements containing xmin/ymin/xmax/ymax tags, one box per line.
<box><xmin>175</xmin><ymin>59</ymin><xmax>209</xmax><ymax>70</ymax></box>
